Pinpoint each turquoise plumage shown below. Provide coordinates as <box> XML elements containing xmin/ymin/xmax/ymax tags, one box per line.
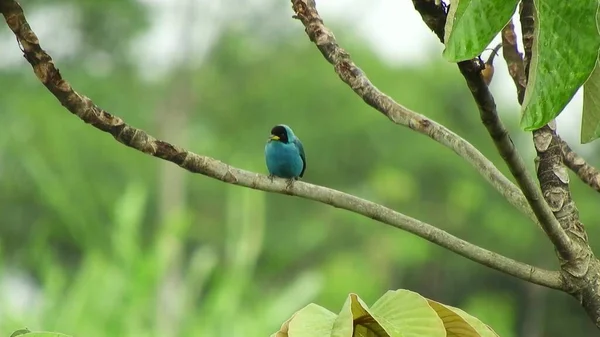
<box><xmin>265</xmin><ymin>124</ymin><xmax>306</xmax><ymax>182</ymax></box>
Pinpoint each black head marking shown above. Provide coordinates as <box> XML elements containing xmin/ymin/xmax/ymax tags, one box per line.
<box><xmin>270</xmin><ymin>125</ymin><xmax>289</xmax><ymax>143</ymax></box>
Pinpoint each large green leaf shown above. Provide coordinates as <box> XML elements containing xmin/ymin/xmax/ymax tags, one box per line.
<box><xmin>332</xmin><ymin>293</ymin><xmax>388</xmax><ymax>337</ymax></box>
<box><xmin>521</xmin><ymin>0</ymin><xmax>600</xmax><ymax>130</ymax></box>
<box><xmin>443</xmin><ymin>0</ymin><xmax>519</xmax><ymax>61</ymax></box>
<box><xmin>426</xmin><ymin>300</ymin><xmax>481</xmax><ymax>337</ymax></box>
<box><xmin>582</xmin><ymin>59</ymin><xmax>600</xmax><ymax>143</ymax></box>
<box><xmin>445</xmin><ymin>305</ymin><xmax>500</xmax><ymax>337</ymax></box>
<box><xmin>581</xmin><ymin>5</ymin><xmax>600</xmax><ymax>143</ymax></box>
<box><xmin>271</xmin><ymin>303</ymin><xmax>337</xmax><ymax>337</ymax></box>
<box><xmin>331</xmin><ymin>296</ymin><xmax>354</xmax><ymax>337</ymax></box>
<box><xmin>273</xmin><ymin>291</ymin><xmax>451</xmax><ymax>337</ymax></box>
<box><xmin>370</xmin><ymin>290</ymin><xmax>446</xmax><ymax>337</ymax></box>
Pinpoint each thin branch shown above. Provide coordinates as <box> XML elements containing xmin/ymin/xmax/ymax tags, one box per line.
<box><xmin>561</xmin><ymin>141</ymin><xmax>600</xmax><ymax>193</ymax></box>
<box><xmin>0</xmin><ymin>0</ymin><xmax>563</xmax><ymax>290</ymax></box>
<box><xmin>287</xmin><ymin>0</ymin><xmax>537</xmax><ymax>225</ymax></box>
<box><xmin>411</xmin><ymin>0</ymin><xmax>576</xmax><ymax>262</ymax></box>
<box><xmin>481</xmin><ymin>43</ymin><xmax>501</xmax><ymax>86</ymax></box>
<box><xmin>501</xmin><ymin>20</ymin><xmax>527</xmax><ymax>103</ymax></box>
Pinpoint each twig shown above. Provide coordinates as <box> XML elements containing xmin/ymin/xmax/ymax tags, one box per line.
<box><xmin>481</xmin><ymin>43</ymin><xmax>501</xmax><ymax>86</ymax></box>
<box><xmin>0</xmin><ymin>0</ymin><xmax>563</xmax><ymax>289</ymax></box>
<box><xmin>560</xmin><ymin>141</ymin><xmax>600</xmax><ymax>192</ymax></box>
<box><xmin>288</xmin><ymin>0</ymin><xmax>537</xmax><ymax>224</ymax></box>
<box><xmin>501</xmin><ymin>20</ymin><xmax>527</xmax><ymax>102</ymax></box>
<box><xmin>411</xmin><ymin>0</ymin><xmax>576</xmax><ymax>261</ymax></box>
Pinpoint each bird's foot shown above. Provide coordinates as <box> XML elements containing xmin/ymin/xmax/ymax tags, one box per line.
<box><xmin>285</xmin><ymin>177</ymin><xmax>297</xmax><ymax>189</ymax></box>
<box><xmin>268</xmin><ymin>174</ymin><xmax>275</xmax><ymax>183</ymax></box>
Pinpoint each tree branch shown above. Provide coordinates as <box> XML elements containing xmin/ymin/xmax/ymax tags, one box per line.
<box><xmin>518</xmin><ymin>0</ymin><xmax>589</xmax><ymax>274</ymax></box>
<box><xmin>561</xmin><ymin>141</ymin><xmax>600</xmax><ymax>193</ymax></box>
<box><xmin>411</xmin><ymin>0</ymin><xmax>576</xmax><ymax>261</ymax></box>
<box><xmin>505</xmin><ymin>2</ymin><xmax>600</xmax><ymax>328</ymax></box>
<box><xmin>288</xmin><ymin>0</ymin><xmax>538</xmax><ymax>225</ymax></box>
<box><xmin>503</xmin><ymin>18</ymin><xmax>600</xmax><ymax>195</ymax></box>
<box><xmin>0</xmin><ymin>0</ymin><xmax>563</xmax><ymax>290</ymax></box>
<box><xmin>501</xmin><ymin>20</ymin><xmax>527</xmax><ymax>103</ymax></box>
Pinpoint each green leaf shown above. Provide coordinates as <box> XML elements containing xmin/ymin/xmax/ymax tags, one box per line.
<box><xmin>273</xmin><ymin>291</ymin><xmax>500</xmax><ymax>337</ymax></box>
<box><xmin>426</xmin><ymin>300</ymin><xmax>481</xmax><ymax>337</ymax></box>
<box><xmin>271</xmin><ymin>303</ymin><xmax>337</xmax><ymax>337</ymax></box>
<box><xmin>443</xmin><ymin>0</ymin><xmax>519</xmax><ymax>61</ymax></box>
<box><xmin>581</xmin><ymin>61</ymin><xmax>600</xmax><ymax>143</ymax></box>
<box><xmin>331</xmin><ymin>295</ymin><xmax>354</xmax><ymax>337</ymax></box>
<box><xmin>370</xmin><ymin>290</ymin><xmax>446</xmax><ymax>337</ymax></box>
<box><xmin>445</xmin><ymin>305</ymin><xmax>500</xmax><ymax>337</ymax></box>
<box><xmin>521</xmin><ymin>0</ymin><xmax>600</xmax><ymax>130</ymax></box>
<box><xmin>345</xmin><ymin>294</ymin><xmax>389</xmax><ymax>337</ymax></box>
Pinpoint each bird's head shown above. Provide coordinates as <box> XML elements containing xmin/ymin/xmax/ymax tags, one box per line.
<box><xmin>268</xmin><ymin>124</ymin><xmax>294</xmax><ymax>144</ymax></box>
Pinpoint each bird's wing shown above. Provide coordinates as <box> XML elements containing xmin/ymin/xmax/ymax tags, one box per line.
<box><xmin>294</xmin><ymin>137</ymin><xmax>307</xmax><ymax>178</ymax></box>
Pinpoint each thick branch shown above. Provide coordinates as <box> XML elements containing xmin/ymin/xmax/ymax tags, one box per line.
<box><xmin>519</xmin><ymin>0</ymin><xmax>588</xmax><ymax>272</ymax></box>
<box><xmin>0</xmin><ymin>0</ymin><xmax>563</xmax><ymax>290</ymax></box>
<box><xmin>288</xmin><ymin>0</ymin><xmax>537</xmax><ymax>225</ymax></box>
<box><xmin>502</xmin><ymin>24</ymin><xmax>600</xmax><ymax>195</ymax></box>
<box><xmin>411</xmin><ymin>0</ymin><xmax>576</xmax><ymax>261</ymax></box>
<box><xmin>503</xmin><ymin>14</ymin><xmax>600</xmax><ymax>196</ymax></box>
<box><xmin>505</xmin><ymin>2</ymin><xmax>600</xmax><ymax>328</ymax></box>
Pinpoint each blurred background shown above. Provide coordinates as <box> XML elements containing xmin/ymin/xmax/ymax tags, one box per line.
<box><xmin>0</xmin><ymin>0</ymin><xmax>598</xmax><ymax>336</ymax></box>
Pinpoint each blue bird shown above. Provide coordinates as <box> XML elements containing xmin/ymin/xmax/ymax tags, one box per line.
<box><xmin>265</xmin><ymin>124</ymin><xmax>306</xmax><ymax>186</ymax></box>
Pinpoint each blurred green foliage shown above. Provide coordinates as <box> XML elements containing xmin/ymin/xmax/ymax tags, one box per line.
<box><xmin>1</xmin><ymin>1</ymin><xmax>600</xmax><ymax>336</ymax></box>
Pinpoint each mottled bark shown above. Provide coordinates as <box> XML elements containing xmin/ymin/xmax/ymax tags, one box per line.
<box><xmin>561</xmin><ymin>141</ymin><xmax>600</xmax><ymax>192</ymax></box>
<box><xmin>501</xmin><ymin>20</ymin><xmax>527</xmax><ymax>103</ymax></box>
<box><xmin>0</xmin><ymin>0</ymin><xmax>563</xmax><ymax>289</ymax></box>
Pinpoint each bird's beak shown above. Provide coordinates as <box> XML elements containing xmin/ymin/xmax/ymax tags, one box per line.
<box><xmin>269</xmin><ymin>135</ymin><xmax>280</xmax><ymax>141</ymax></box>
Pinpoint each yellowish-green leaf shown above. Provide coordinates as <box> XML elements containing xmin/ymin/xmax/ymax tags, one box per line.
<box><xmin>274</xmin><ymin>291</ymin><xmax>501</xmax><ymax>337</ymax></box>
<box><xmin>331</xmin><ymin>294</ymin><xmax>355</xmax><ymax>337</ymax></box>
<box><xmin>270</xmin><ymin>303</ymin><xmax>337</xmax><ymax>337</ymax></box>
<box><xmin>427</xmin><ymin>300</ymin><xmax>481</xmax><ymax>337</ymax></box>
<box><xmin>443</xmin><ymin>0</ymin><xmax>519</xmax><ymax>61</ymax></box>
<box><xmin>271</xmin><ymin>310</ymin><xmax>296</xmax><ymax>337</ymax></box>
<box><xmin>445</xmin><ymin>305</ymin><xmax>500</xmax><ymax>337</ymax></box>
<box><xmin>331</xmin><ymin>293</ymin><xmax>390</xmax><ymax>337</ymax></box>
<box><xmin>370</xmin><ymin>290</ymin><xmax>446</xmax><ymax>337</ymax></box>
<box><xmin>521</xmin><ymin>0</ymin><xmax>600</xmax><ymax>130</ymax></box>
<box><xmin>348</xmin><ymin>293</ymin><xmax>389</xmax><ymax>337</ymax></box>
